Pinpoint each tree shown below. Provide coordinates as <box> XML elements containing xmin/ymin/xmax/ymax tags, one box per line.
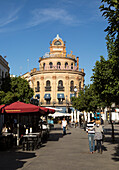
<box><xmin>91</xmin><ymin>56</ymin><xmax>115</xmax><ymax>141</ymax></box>
<box><xmin>72</xmin><ymin>85</ymin><xmax>102</xmax><ymax>113</ymax></box>
<box><xmin>0</xmin><ymin>76</ymin><xmax>34</xmax><ymax>104</ymax></box>
<box><xmin>99</xmin><ymin>0</ymin><xmax>119</xmax><ymax>55</ymax></box>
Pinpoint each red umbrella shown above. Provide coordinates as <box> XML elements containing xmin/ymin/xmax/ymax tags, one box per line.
<box><xmin>0</xmin><ymin>104</ymin><xmax>5</xmax><ymax>110</ymax></box>
<box><xmin>1</xmin><ymin>101</ymin><xmax>40</xmax><ymax>114</ymax></box>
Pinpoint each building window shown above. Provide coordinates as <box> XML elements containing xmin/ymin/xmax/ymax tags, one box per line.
<box><xmin>43</xmin><ymin>63</ymin><xmax>45</xmax><ymax>69</ymax></box>
<box><xmin>70</xmin><ymin>81</ymin><xmax>74</xmax><ymax>92</ymax></box>
<box><xmin>45</xmin><ymin>80</ymin><xmax>51</xmax><ymax>91</ymax></box>
<box><xmin>65</xmin><ymin>62</ymin><xmax>68</xmax><ymax>68</ymax></box>
<box><xmin>46</xmin><ymin>100</ymin><xmax>50</xmax><ymax>104</ymax></box>
<box><xmin>35</xmin><ymin>81</ymin><xmax>40</xmax><ymax>92</ymax></box>
<box><xmin>2</xmin><ymin>71</ymin><xmax>4</xmax><ymax>78</ymax></box>
<box><xmin>57</xmin><ymin>62</ymin><xmax>61</xmax><ymax>69</ymax></box>
<box><xmin>71</xmin><ymin>63</ymin><xmax>73</xmax><ymax>69</ymax></box>
<box><xmin>58</xmin><ymin>99</ymin><xmax>63</xmax><ymax>104</ymax></box>
<box><xmin>49</xmin><ymin>62</ymin><xmax>53</xmax><ymax>68</ymax></box>
<box><xmin>58</xmin><ymin>80</ymin><xmax>64</xmax><ymax>91</ymax></box>
<box><xmin>5</xmin><ymin>72</ymin><xmax>8</xmax><ymax>78</ymax></box>
<box><xmin>79</xmin><ymin>82</ymin><xmax>81</xmax><ymax>90</ymax></box>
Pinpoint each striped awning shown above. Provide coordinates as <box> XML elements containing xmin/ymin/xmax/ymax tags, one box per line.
<box><xmin>57</xmin><ymin>93</ymin><xmax>65</xmax><ymax>99</ymax></box>
<box><xmin>44</xmin><ymin>94</ymin><xmax>51</xmax><ymax>99</ymax></box>
<box><xmin>70</xmin><ymin>94</ymin><xmax>75</xmax><ymax>98</ymax></box>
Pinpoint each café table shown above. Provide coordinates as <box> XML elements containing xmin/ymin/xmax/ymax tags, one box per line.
<box><xmin>22</xmin><ymin>133</ymin><xmax>42</xmax><ymax>151</ymax></box>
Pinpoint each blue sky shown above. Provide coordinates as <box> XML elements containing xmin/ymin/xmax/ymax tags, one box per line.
<box><xmin>0</xmin><ymin>0</ymin><xmax>108</xmax><ymax>85</ymax></box>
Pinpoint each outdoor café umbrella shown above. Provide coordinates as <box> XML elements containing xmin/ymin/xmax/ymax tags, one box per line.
<box><xmin>1</xmin><ymin>101</ymin><xmax>42</xmax><ymax>145</ymax></box>
<box><xmin>1</xmin><ymin>101</ymin><xmax>55</xmax><ymax>145</ymax></box>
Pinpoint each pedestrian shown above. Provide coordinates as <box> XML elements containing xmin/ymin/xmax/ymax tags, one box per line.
<box><xmin>94</xmin><ymin>120</ymin><xmax>103</xmax><ymax>154</ymax></box>
<box><xmin>61</xmin><ymin>117</ymin><xmax>67</xmax><ymax>135</ymax></box>
<box><xmin>86</xmin><ymin>117</ymin><xmax>95</xmax><ymax>154</ymax></box>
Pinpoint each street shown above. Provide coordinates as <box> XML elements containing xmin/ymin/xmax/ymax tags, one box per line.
<box><xmin>0</xmin><ymin>123</ymin><xmax>119</xmax><ymax>170</ymax></box>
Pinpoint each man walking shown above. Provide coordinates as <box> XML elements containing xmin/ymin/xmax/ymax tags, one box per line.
<box><xmin>86</xmin><ymin>117</ymin><xmax>95</xmax><ymax>154</ymax></box>
<box><xmin>61</xmin><ymin>117</ymin><xmax>67</xmax><ymax>135</ymax></box>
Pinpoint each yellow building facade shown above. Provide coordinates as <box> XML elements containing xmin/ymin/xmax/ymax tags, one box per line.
<box><xmin>22</xmin><ymin>34</ymin><xmax>85</xmax><ymax>113</ymax></box>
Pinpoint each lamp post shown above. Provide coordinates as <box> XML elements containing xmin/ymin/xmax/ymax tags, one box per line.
<box><xmin>66</xmin><ymin>95</ymin><xmax>67</xmax><ymax>113</ymax></box>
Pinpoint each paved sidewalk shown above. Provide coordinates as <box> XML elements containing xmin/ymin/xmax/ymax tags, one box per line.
<box><xmin>0</xmin><ymin>124</ymin><xmax>119</xmax><ymax>170</ymax></box>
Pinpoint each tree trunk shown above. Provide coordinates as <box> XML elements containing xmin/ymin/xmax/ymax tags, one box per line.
<box><xmin>109</xmin><ymin>107</ymin><xmax>115</xmax><ymax>142</ymax></box>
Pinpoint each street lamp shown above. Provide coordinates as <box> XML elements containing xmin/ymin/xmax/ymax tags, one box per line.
<box><xmin>66</xmin><ymin>95</ymin><xmax>67</xmax><ymax>113</ymax></box>
<box><xmin>74</xmin><ymin>86</ymin><xmax>77</xmax><ymax>97</ymax></box>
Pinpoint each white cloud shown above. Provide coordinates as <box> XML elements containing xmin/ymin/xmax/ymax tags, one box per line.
<box><xmin>0</xmin><ymin>7</ymin><xmax>21</xmax><ymax>28</ymax></box>
<box><xmin>27</xmin><ymin>8</ymin><xmax>79</xmax><ymax>27</ymax></box>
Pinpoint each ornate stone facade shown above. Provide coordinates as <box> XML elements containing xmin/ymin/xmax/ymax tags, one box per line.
<box><xmin>22</xmin><ymin>34</ymin><xmax>85</xmax><ymax>112</ymax></box>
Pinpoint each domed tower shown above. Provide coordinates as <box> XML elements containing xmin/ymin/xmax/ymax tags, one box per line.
<box><xmin>26</xmin><ymin>34</ymin><xmax>85</xmax><ymax>112</ymax></box>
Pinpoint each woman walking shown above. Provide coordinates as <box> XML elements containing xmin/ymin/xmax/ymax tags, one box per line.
<box><xmin>94</xmin><ymin>120</ymin><xmax>104</xmax><ymax>154</ymax></box>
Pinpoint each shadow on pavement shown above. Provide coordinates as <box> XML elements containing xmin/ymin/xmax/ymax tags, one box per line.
<box><xmin>104</xmin><ymin>126</ymin><xmax>119</xmax><ymax>162</ymax></box>
<box><xmin>112</xmin><ymin>144</ymin><xmax>119</xmax><ymax>161</ymax></box>
<box><xmin>0</xmin><ymin>150</ymin><xmax>36</xmax><ymax>170</ymax></box>
<box><xmin>48</xmin><ymin>132</ymin><xmax>71</xmax><ymax>141</ymax></box>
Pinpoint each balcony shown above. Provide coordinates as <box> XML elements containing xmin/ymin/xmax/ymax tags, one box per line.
<box><xmin>58</xmin><ymin>86</ymin><xmax>64</xmax><ymax>91</ymax></box>
<box><xmin>45</xmin><ymin>86</ymin><xmax>51</xmax><ymax>91</ymax></box>
<box><xmin>70</xmin><ymin>86</ymin><xmax>74</xmax><ymax>92</ymax></box>
<box><xmin>35</xmin><ymin>87</ymin><xmax>40</xmax><ymax>92</ymax></box>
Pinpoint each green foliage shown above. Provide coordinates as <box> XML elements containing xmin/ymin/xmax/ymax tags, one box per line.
<box><xmin>72</xmin><ymin>85</ymin><xmax>102</xmax><ymax>112</ymax></box>
<box><xmin>99</xmin><ymin>0</ymin><xmax>119</xmax><ymax>55</ymax></box>
<box><xmin>0</xmin><ymin>76</ymin><xmax>34</xmax><ymax>104</ymax></box>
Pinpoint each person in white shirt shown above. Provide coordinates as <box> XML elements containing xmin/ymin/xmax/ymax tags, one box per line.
<box><xmin>61</xmin><ymin>117</ymin><xmax>67</xmax><ymax>135</ymax></box>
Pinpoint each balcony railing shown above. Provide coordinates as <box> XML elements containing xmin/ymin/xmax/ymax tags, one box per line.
<box><xmin>70</xmin><ymin>86</ymin><xmax>74</xmax><ymax>92</ymax></box>
<box><xmin>45</xmin><ymin>86</ymin><xmax>51</xmax><ymax>91</ymax></box>
<box><xmin>35</xmin><ymin>87</ymin><xmax>40</xmax><ymax>92</ymax></box>
<box><xmin>40</xmin><ymin>101</ymin><xmax>71</xmax><ymax>106</ymax></box>
<box><xmin>58</xmin><ymin>86</ymin><xmax>64</xmax><ymax>91</ymax></box>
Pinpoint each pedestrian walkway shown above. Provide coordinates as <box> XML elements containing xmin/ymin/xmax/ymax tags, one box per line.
<box><xmin>19</xmin><ymin>124</ymin><xmax>119</xmax><ymax>170</ymax></box>
<box><xmin>0</xmin><ymin>124</ymin><xmax>119</xmax><ymax>170</ymax></box>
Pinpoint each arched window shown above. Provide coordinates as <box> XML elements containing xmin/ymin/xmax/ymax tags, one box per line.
<box><xmin>35</xmin><ymin>81</ymin><xmax>40</xmax><ymax>92</ymax></box>
<box><xmin>65</xmin><ymin>62</ymin><xmax>68</xmax><ymax>68</ymax></box>
<box><xmin>54</xmin><ymin>40</ymin><xmax>61</xmax><ymax>45</ymax></box>
<box><xmin>70</xmin><ymin>81</ymin><xmax>74</xmax><ymax>92</ymax></box>
<box><xmin>58</xmin><ymin>80</ymin><xmax>64</xmax><ymax>91</ymax></box>
<box><xmin>49</xmin><ymin>62</ymin><xmax>53</xmax><ymax>68</ymax></box>
<box><xmin>46</xmin><ymin>80</ymin><xmax>50</xmax><ymax>87</ymax></box>
<box><xmin>57</xmin><ymin>62</ymin><xmax>61</xmax><ymax>69</ymax></box>
<box><xmin>58</xmin><ymin>80</ymin><xmax>63</xmax><ymax>87</ymax></box>
<box><xmin>71</xmin><ymin>63</ymin><xmax>73</xmax><ymax>69</ymax></box>
<box><xmin>79</xmin><ymin>82</ymin><xmax>81</xmax><ymax>90</ymax></box>
<box><xmin>43</xmin><ymin>63</ymin><xmax>45</xmax><ymax>69</ymax></box>
<box><xmin>70</xmin><ymin>81</ymin><xmax>74</xmax><ymax>87</ymax></box>
<box><xmin>45</xmin><ymin>80</ymin><xmax>51</xmax><ymax>91</ymax></box>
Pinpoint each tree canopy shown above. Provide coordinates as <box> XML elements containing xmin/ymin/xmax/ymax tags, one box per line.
<box><xmin>0</xmin><ymin>76</ymin><xmax>34</xmax><ymax>104</ymax></box>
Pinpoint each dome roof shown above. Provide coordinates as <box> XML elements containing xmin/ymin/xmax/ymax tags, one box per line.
<box><xmin>53</xmin><ymin>34</ymin><xmax>62</xmax><ymax>41</ymax></box>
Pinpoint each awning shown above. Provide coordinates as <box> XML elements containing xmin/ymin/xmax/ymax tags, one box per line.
<box><xmin>57</xmin><ymin>93</ymin><xmax>65</xmax><ymax>99</ymax></box>
<box><xmin>70</xmin><ymin>94</ymin><xmax>75</xmax><ymax>98</ymax></box>
<box><xmin>35</xmin><ymin>94</ymin><xmax>40</xmax><ymax>99</ymax></box>
<box><xmin>44</xmin><ymin>94</ymin><xmax>51</xmax><ymax>99</ymax></box>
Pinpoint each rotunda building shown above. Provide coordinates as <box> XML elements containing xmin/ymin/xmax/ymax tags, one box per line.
<box><xmin>22</xmin><ymin>34</ymin><xmax>85</xmax><ymax>113</ymax></box>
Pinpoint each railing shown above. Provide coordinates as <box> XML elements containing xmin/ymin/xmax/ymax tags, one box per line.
<box><xmin>70</xmin><ymin>87</ymin><xmax>74</xmax><ymax>92</ymax></box>
<box><xmin>57</xmin><ymin>86</ymin><xmax>64</xmax><ymax>91</ymax></box>
<box><xmin>44</xmin><ymin>65</ymin><xmax>77</xmax><ymax>71</ymax></box>
<box><xmin>40</xmin><ymin>101</ymin><xmax>72</xmax><ymax>106</ymax></box>
<box><xmin>35</xmin><ymin>87</ymin><xmax>40</xmax><ymax>92</ymax></box>
<box><xmin>31</xmin><ymin>67</ymin><xmax>83</xmax><ymax>72</ymax></box>
<box><xmin>45</xmin><ymin>86</ymin><xmax>51</xmax><ymax>91</ymax></box>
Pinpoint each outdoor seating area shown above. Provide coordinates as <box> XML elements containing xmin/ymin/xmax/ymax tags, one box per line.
<box><xmin>0</xmin><ymin>101</ymin><xmax>55</xmax><ymax>151</ymax></box>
